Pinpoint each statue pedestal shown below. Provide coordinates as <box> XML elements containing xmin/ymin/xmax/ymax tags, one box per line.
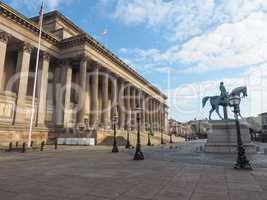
<box><xmin>205</xmin><ymin>120</ymin><xmax>256</xmax><ymax>153</ymax></box>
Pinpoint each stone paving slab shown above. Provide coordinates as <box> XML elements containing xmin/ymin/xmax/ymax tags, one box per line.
<box><xmin>0</xmin><ymin>142</ymin><xmax>267</xmax><ymax>200</ymax></box>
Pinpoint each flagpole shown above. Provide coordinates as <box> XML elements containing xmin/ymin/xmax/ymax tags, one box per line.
<box><xmin>27</xmin><ymin>0</ymin><xmax>44</xmax><ymax>148</ymax></box>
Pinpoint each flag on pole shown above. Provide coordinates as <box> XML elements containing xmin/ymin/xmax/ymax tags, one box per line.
<box><xmin>28</xmin><ymin>0</ymin><xmax>45</xmax><ymax>148</ymax></box>
<box><xmin>39</xmin><ymin>0</ymin><xmax>44</xmax><ymax>26</ymax></box>
<box><xmin>99</xmin><ymin>28</ymin><xmax>108</xmax><ymax>36</ymax></box>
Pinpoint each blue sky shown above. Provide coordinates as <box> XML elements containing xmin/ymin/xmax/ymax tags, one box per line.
<box><xmin>4</xmin><ymin>0</ymin><xmax>267</xmax><ymax>121</ymax></box>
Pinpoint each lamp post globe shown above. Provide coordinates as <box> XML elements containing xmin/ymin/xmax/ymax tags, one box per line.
<box><xmin>112</xmin><ymin>110</ymin><xmax>119</xmax><ymax>153</ymax></box>
<box><xmin>133</xmin><ymin>104</ymin><xmax>144</xmax><ymax>160</ymax></box>
<box><xmin>229</xmin><ymin>95</ymin><xmax>252</xmax><ymax>170</ymax></box>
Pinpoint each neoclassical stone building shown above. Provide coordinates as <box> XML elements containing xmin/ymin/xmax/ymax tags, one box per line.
<box><xmin>0</xmin><ymin>2</ymin><xmax>168</xmax><ymax>145</ymax></box>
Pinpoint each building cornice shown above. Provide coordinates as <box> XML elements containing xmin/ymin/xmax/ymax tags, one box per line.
<box><xmin>58</xmin><ymin>33</ymin><xmax>167</xmax><ymax>99</ymax></box>
<box><xmin>0</xmin><ymin>2</ymin><xmax>58</xmax><ymax>44</ymax></box>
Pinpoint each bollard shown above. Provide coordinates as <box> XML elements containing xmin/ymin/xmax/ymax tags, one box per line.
<box><xmin>16</xmin><ymin>141</ymin><xmax>19</xmax><ymax>151</ymax></box>
<box><xmin>55</xmin><ymin>139</ymin><xmax>58</xmax><ymax>150</ymax></box>
<box><xmin>40</xmin><ymin>141</ymin><xmax>45</xmax><ymax>152</ymax></box>
<box><xmin>264</xmin><ymin>148</ymin><xmax>267</xmax><ymax>155</ymax></box>
<box><xmin>8</xmin><ymin>142</ymin><xmax>12</xmax><ymax>152</ymax></box>
<box><xmin>30</xmin><ymin>141</ymin><xmax>34</xmax><ymax>148</ymax></box>
<box><xmin>22</xmin><ymin>142</ymin><xmax>26</xmax><ymax>153</ymax></box>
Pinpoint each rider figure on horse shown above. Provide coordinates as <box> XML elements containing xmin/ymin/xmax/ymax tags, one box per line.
<box><xmin>220</xmin><ymin>82</ymin><xmax>228</xmax><ymax>105</ymax></box>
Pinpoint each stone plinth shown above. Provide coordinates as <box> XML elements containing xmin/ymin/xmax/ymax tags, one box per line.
<box><xmin>205</xmin><ymin>120</ymin><xmax>256</xmax><ymax>153</ymax></box>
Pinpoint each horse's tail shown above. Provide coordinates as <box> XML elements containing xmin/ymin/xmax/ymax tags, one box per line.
<box><xmin>202</xmin><ymin>96</ymin><xmax>210</xmax><ymax>108</ymax></box>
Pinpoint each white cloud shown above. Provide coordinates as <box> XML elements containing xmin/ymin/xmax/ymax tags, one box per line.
<box><xmin>10</xmin><ymin>0</ymin><xmax>73</xmax><ymax>14</ymax></box>
<box><xmin>112</xmin><ymin>0</ymin><xmax>215</xmax><ymax>41</ymax></box>
<box><xmin>178</xmin><ymin>12</ymin><xmax>267</xmax><ymax>72</ymax></box>
<box><xmin>110</xmin><ymin>0</ymin><xmax>267</xmax><ymax>42</ymax></box>
<box><xmin>45</xmin><ymin>0</ymin><xmax>65</xmax><ymax>9</ymax></box>
<box><xmin>120</xmin><ymin>10</ymin><xmax>267</xmax><ymax>74</ymax></box>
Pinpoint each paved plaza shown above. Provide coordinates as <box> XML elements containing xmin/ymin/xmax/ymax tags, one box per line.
<box><xmin>1</xmin><ymin>141</ymin><xmax>267</xmax><ymax>200</ymax></box>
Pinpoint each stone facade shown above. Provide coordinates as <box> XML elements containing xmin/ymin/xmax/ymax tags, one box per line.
<box><xmin>0</xmin><ymin>2</ymin><xmax>168</xmax><ymax>145</ymax></box>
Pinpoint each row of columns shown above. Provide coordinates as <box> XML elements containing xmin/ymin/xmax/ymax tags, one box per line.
<box><xmin>55</xmin><ymin>56</ymin><xmax>167</xmax><ymax>131</ymax></box>
<box><xmin>0</xmin><ymin>31</ymin><xmax>167</xmax><ymax>131</ymax></box>
<box><xmin>0</xmin><ymin>31</ymin><xmax>51</xmax><ymax>126</ymax></box>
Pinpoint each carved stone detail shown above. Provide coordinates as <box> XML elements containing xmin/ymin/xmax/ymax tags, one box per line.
<box><xmin>0</xmin><ymin>32</ymin><xmax>10</xmax><ymax>43</ymax></box>
<box><xmin>43</xmin><ymin>52</ymin><xmax>51</xmax><ymax>62</ymax></box>
<box><xmin>21</xmin><ymin>42</ymin><xmax>33</xmax><ymax>54</ymax></box>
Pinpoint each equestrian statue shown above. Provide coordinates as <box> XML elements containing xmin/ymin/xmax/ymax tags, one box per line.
<box><xmin>202</xmin><ymin>82</ymin><xmax>247</xmax><ymax>120</ymax></box>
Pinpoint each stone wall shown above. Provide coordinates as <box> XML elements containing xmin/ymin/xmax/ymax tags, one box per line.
<box><xmin>0</xmin><ymin>126</ymin><xmax>48</xmax><ymax>146</ymax></box>
<box><xmin>96</xmin><ymin>129</ymin><xmax>184</xmax><ymax>146</ymax></box>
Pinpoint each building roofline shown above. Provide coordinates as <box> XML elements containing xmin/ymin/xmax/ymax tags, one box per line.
<box><xmin>30</xmin><ymin>10</ymin><xmax>84</xmax><ymax>34</ymax></box>
<box><xmin>0</xmin><ymin>2</ymin><xmax>58</xmax><ymax>43</ymax></box>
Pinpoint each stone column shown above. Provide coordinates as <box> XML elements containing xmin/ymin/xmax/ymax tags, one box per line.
<box><xmin>90</xmin><ymin>64</ymin><xmax>99</xmax><ymax>128</ymax></box>
<box><xmin>159</xmin><ymin>103</ymin><xmax>163</xmax><ymax>131</ymax></box>
<box><xmin>131</xmin><ymin>87</ymin><xmax>136</xmax><ymax>130</ymax></box>
<box><xmin>156</xmin><ymin>101</ymin><xmax>160</xmax><ymax>131</ymax></box>
<box><xmin>125</xmin><ymin>84</ymin><xmax>131</xmax><ymax>129</ymax></box>
<box><xmin>139</xmin><ymin>90</ymin><xmax>145</xmax><ymax>131</ymax></box>
<box><xmin>102</xmin><ymin>72</ymin><xmax>109</xmax><ymax>128</ymax></box>
<box><xmin>63</xmin><ymin>61</ymin><xmax>72</xmax><ymax>127</ymax></box>
<box><xmin>148</xmin><ymin>97</ymin><xmax>153</xmax><ymax>130</ymax></box>
<box><xmin>144</xmin><ymin>94</ymin><xmax>150</xmax><ymax>130</ymax></box>
<box><xmin>36</xmin><ymin>53</ymin><xmax>50</xmax><ymax>126</ymax></box>
<box><xmin>152</xmin><ymin>99</ymin><xmax>156</xmax><ymax>131</ymax></box>
<box><xmin>0</xmin><ymin>32</ymin><xmax>10</xmax><ymax>91</ymax></box>
<box><xmin>155</xmin><ymin>101</ymin><xmax>159</xmax><ymax>131</ymax></box>
<box><xmin>118</xmin><ymin>80</ymin><xmax>125</xmax><ymax>129</ymax></box>
<box><xmin>14</xmin><ymin>43</ymin><xmax>33</xmax><ymax>124</ymax></box>
<box><xmin>54</xmin><ymin>60</ymin><xmax>72</xmax><ymax>127</ymax></box>
<box><xmin>77</xmin><ymin>57</ymin><xmax>87</xmax><ymax>127</ymax></box>
<box><xmin>110</xmin><ymin>76</ymin><xmax>118</xmax><ymax>121</ymax></box>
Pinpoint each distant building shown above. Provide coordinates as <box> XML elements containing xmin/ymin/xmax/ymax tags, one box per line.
<box><xmin>259</xmin><ymin>113</ymin><xmax>267</xmax><ymax>131</ymax></box>
<box><xmin>188</xmin><ymin>119</ymin><xmax>210</xmax><ymax>138</ymax></box>
<box><xmin>168</xmin><ymin>119</ymin><xmax>192</xmax><ymax>137</ymax></box>
<box><xmin>258</xmin><ymin>113</ymin><xmax>267</xmax><ymax>142</ymax></box>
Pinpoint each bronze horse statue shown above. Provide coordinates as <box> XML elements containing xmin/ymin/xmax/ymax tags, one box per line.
<box><xmin>202</xmin><ymin>86</ymin><xmax>247</xmax><ymax>120</ymax></box>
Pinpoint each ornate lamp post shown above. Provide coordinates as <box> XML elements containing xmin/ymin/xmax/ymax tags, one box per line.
<box><xmin>229</xmin><ymin>95</ymin><xmax>252</xmax><ymax>170</ymax></box>
<box><xmin>125</xmin><ymin>124</ymin><xmax>131</xmax><ymax>149</ymax></box>
<box><xmin>112</xmin><ymin>109</ymin><xmax>119</xmax><ymax>153</ymax></box>
<box><xmin>133</xmin><ymin>103</ymin><xmax>144</xmax><ymax>160</ymax></box>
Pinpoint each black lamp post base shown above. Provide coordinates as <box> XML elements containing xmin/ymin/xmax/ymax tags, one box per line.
<box><xmin>125</xmin><ymin>142</ymin><xmax>131</xmax><ymax>149</ymax></box>
<box><xmin>134</xmin><ymin>151</ymin><xmax>144</xmax><ymax>160</ymax></box>
<box><xmin>147</xmin><ymin>136</ymin><xmax>151</xmax><ymax>146</ymax></box>
<box><xmin>112</xmin><ymin>145</ymin><xmax>119</xmax><ymax>153</ymax></box>
<box><xmin>234</xmin><ymin>162</ymin><xmax>252</xmax><ymax>170</ymax></box>
<box><xmin>234</xmin><ymin>147</ymin><xmax>252</xmax><ymax>170</ymax></box>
